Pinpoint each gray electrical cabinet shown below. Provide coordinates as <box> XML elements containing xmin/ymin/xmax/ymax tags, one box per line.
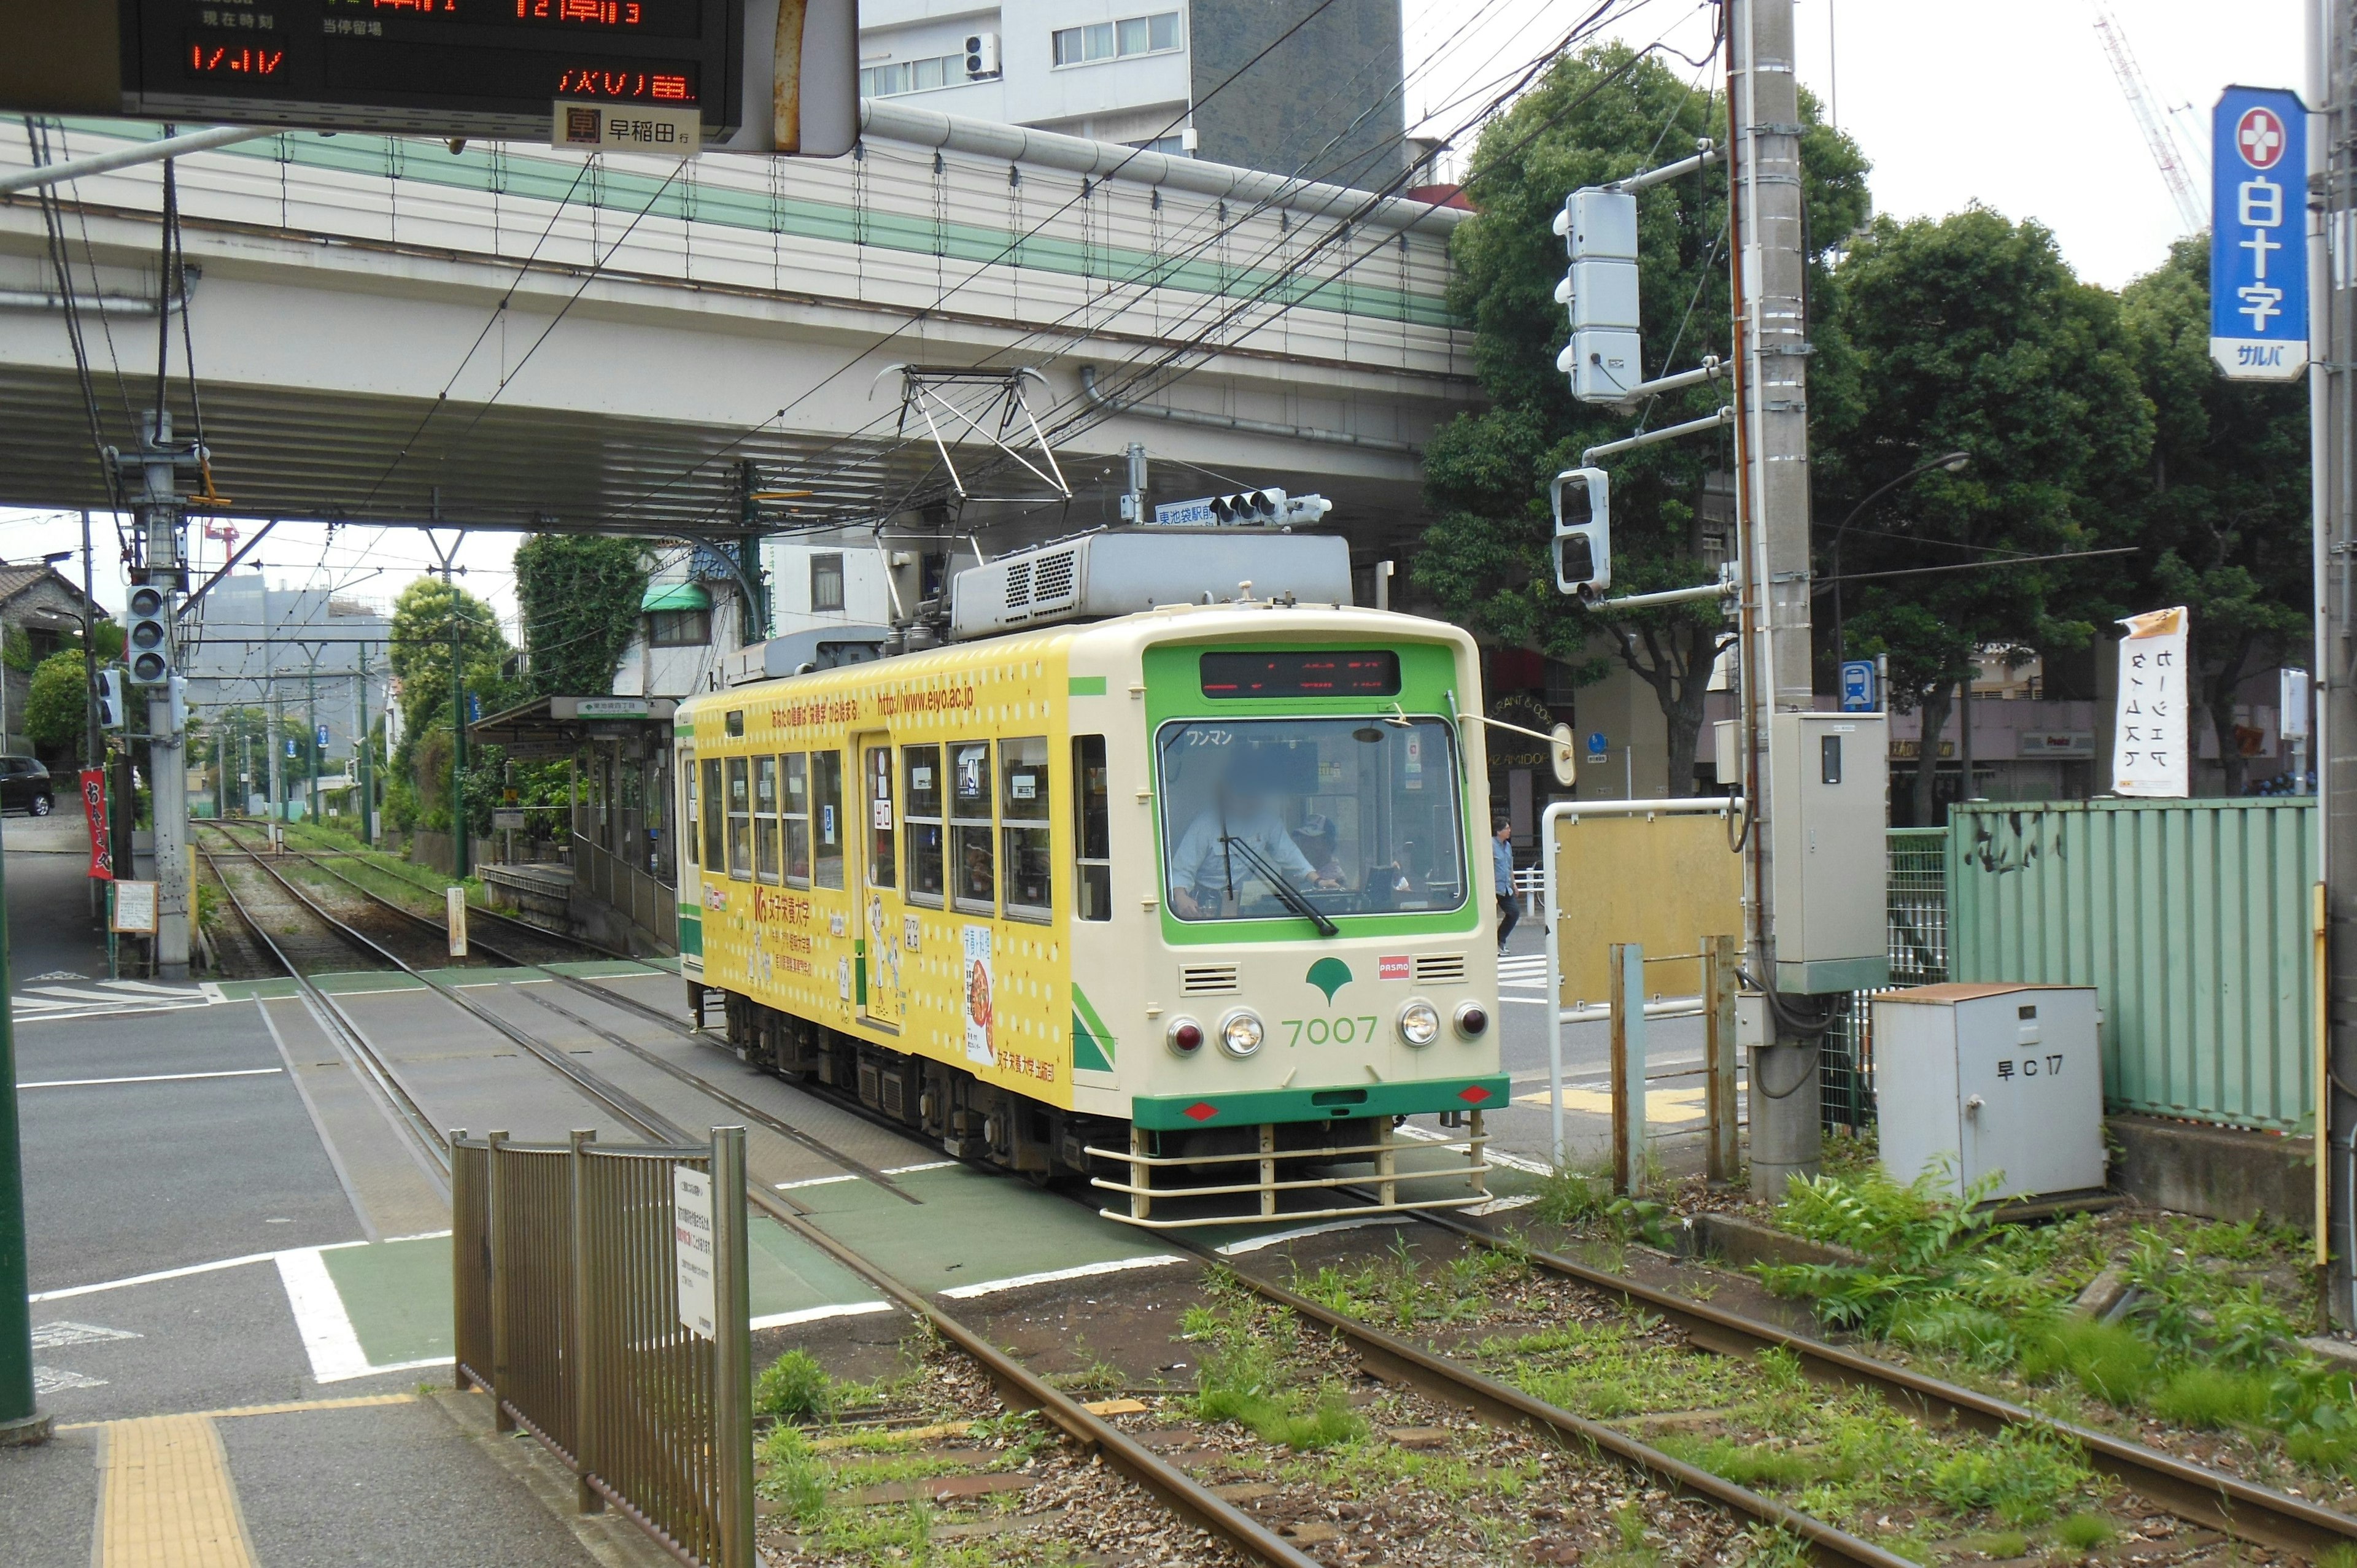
<box><xmin>1871</xmin><ymin>983</ymin><xmax>2105</xmax><ymax>1203</ymax></box>
<box><xmin>1768</xmin><ymin>711</ymin><xmax>1889</xmax><ymax>993</ymax></box>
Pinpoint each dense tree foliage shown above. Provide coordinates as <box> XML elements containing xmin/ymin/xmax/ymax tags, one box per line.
<box><xmin>513</xmin><ymin>534</ymin><xmax>649</xmax><ymax>697</ymax></box>
<box><xmin>385</xmin><ymin>577</ymin><xmax>514</xmax><ymax>833</ymax></box>
<box><xmin>23</xmin><ymin>649</ymin><xmax>87</xmax><ymax>759</ymax></box>
<box><xmin>1417</xmin><ymin>44</ymin><xmax>1869</xmax><ymax>794</ymax></box>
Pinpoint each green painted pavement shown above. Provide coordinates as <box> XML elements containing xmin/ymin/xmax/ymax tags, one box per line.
<box><xmin>322</xmin><ymin>1234</ymin><xmax>453</xmax><ymax>1367</ymax></box>
<box><xmin>794</xmin><ymin>1164</ymin><xmax>1180</xmax><ymax>1292</ymax></box>
<box><xmin>746</xmin><ymin>1218</ymin><xmax>891</xmax><ymax>1321</ymax></box>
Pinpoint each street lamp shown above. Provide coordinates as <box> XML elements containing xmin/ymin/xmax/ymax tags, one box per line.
<box><xmin>1826</xmin><ymin>450</ymin><xmax>1970</xmax><ymax>668</ymax></box>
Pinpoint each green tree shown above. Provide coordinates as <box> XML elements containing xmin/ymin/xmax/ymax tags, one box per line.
<box><xmin>1416</xmin><ymin>44</ymin><xmax>1870</xmax><ymax>794</ymax></box>
<box><xmin>23</xmin><ymin>649</ymin><xmax>88</xmax><ymax>760</ymax></box>
<box><xmin>2117</xmin><ymin>235</ymin><xmax>2310</xmax><ymax>795</ymax></box>
<box><xmin>387</xmin><ymin>576</ymin><xmax>513</xmax><ymax>833</ymax></box>
<box><xmin>1819</xmin><ymin>208</ymin><xmax>2153</xmax><ymax>822</ymax></box>
<box><xmin>513</xmin><ymin>534</ymin><xmax>651</xmax><ymax>697</ymax></box>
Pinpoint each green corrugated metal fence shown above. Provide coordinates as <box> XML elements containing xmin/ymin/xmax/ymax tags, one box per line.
<box><xmin>1947</xmin><ymin>799</ymin><xmax>2316</xmax><ymax>1133</ymax></box>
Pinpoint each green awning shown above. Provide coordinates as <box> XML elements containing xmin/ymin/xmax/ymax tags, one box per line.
<box><xmin>642</xmin><ymin>582</ymin><xmax>712</xmax><ymax>612</ymax></box>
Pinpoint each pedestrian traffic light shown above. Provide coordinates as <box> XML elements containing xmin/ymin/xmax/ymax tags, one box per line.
<box><xmin>1552</xmin><ymin>468</ymin><xmax>1612</xmax><ymax>600</ymax></box>
<box><xmin>126</xmin><ymin>583</ymin><xmax>171</xmax><ymax>684</ymax></box>
<box><xmin>1552</xmin><ymin>188</ymin><xmax>1642</xmax><ymax>404</ymax></box>
<box><xmin>96</xmin><ymin>668</ymin><xmax>126</xmax><ymax>730</ymax></box>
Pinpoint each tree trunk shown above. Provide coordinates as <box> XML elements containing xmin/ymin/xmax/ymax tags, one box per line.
<box><xmin>1911</xmin><ymin>682</ymin><xmax>1954</xmax><ymax>827</ymax></box>
<box><xmin>1611</xmin><ymin>620</ymin><xmax>1727</xmax><ymax>800</ymax></box>
<box><xmin>2204</xmin><ymin>633</ymin><xmax>2258</xmax><ymax>797</ymax></box>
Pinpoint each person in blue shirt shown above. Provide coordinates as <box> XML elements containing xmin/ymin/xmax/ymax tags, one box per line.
<box><xmin>1492</xmin><ymin>818</ymin><xmax>1517</xmax><ymax>955</ymax></box>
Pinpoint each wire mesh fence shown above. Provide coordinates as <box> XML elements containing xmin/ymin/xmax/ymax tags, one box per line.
<box><xmin>1821</xmin><ymin>828</ymin><xmax>1949</xmax><ymax>1134</ymax></box>
<box><xmin>450</xmin><ymin>1126</ymin><xmax>754</xmax><ymax>1568</ymax></box>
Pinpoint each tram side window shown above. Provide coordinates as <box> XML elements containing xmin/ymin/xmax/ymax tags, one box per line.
<box><xmin>904</xmin><ymin>745</ymin><xmax>944</xmax><ymax>906</ymax></box>
<box><xmin>865</xmin><ymin>746</ymin><xmax>896</xmax><ymax>889</ymax></box>
<box><xmin>753</xmin><ymin>756</ymin><xmax>781</xmax><ymax>884</ymax></box>
<box><xmin>812</xmin><ymin>751</ymin><xmax>846</xmax><ymax>890</ymax></box>
<box><xmin>725</xmin><ymin>757</ymin><xmax>751</xmax><ymax>879</ymax></box>
<box><xmin>951</xmin><ymin>741</ymin><xmax>994</xmax><ymax>914</ymax></box>
<box><xmin>683</xmin><ymin>754</ymin><xmax>699</xmax><ymax>870</ymax></box>
<box><xmin>1074</xmin><ymin>735</ymin><xmax>1110</xmax><ymax>921</ymax></box>
<box><xmin>701</xmin><ymin>759</ymin><xmax>722</xmax><ymax>870</ymax></box>
<box><xmin>783</xmin><ymin>753</ymin><xmax>811</xmax><ymax>887</ymax></box>
<box><xmin>1001</xmin><ymin>737</ymin><xmax>1051</xmax><ymax>921</ymax></box>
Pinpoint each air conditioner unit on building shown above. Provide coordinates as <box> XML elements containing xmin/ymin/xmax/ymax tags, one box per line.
<box><xmin>964</xmin><ymin>32</ymin><xmax>999</xmax><ymax>77</ymax></box>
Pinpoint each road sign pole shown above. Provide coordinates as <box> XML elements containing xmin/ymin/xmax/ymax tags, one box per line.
<box><xmin>0</xmin><ymin>840</ymin><xmax>48</xmax><ymax>1447</ymax></box>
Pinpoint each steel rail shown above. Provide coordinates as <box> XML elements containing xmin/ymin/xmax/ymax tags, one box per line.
<box><xmin>1415</xmin><ymin>1209</ymin><xmax>2357</xmax><ymax>1559</ymax></box>
<box><xmin>214</xmin><ymin>825</ymin><xmax>918</xmax><ymax>1203</ymax></box>
<box><xmin>196</xmin><ymin>844</ymin><xmax>452</xmax><ymax>1178</ymax></box>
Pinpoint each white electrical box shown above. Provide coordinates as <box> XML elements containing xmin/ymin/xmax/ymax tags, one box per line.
<box><xmin>1768</xmin><ymin>711</ymin><xmax>1889</xmax><ymax>992</ymax></box>
<box><xmin>1872</xmin><ymin>983</ymin><xmax>2104</xmax><ymax>1203</ymax></box>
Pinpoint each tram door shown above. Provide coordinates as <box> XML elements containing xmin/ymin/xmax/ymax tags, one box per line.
<box><xmin>857</xmin><ymin>737</ymin><xmax>906</xmax><ymax>1029</ymax></box>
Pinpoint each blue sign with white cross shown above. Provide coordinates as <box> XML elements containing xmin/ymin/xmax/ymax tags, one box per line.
<box><xmin>2210</xmin><ymin>85</ymin><xmax>2309</xmax><ymax>382</ymax></box>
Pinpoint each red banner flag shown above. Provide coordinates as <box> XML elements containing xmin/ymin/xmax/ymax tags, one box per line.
<box><xmin>81</xmin><ymin>768</ymin><xmax>112</xmax><ymax>881</ymax></box>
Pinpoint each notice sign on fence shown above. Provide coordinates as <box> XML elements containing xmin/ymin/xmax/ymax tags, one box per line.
<box><xmin>2112</xmin><ymin>606</ymin><xmax>2190</xmax><ymax>798</ymax></box>
<box><xmin>672</xmin><ymin>1165</ymin><xmax>718</xmax><ymax>1340</ymax></box>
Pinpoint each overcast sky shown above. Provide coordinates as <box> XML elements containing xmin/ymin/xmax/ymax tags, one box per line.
<box><xmin>4</xmin><ymin>0</ymin><xmax>2314</xmax><ymax>628</ymax></box>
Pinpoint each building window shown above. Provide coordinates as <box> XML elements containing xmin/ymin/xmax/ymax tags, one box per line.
<box><xmin>811</xmin><ymin>750</ymin><xmax>846</xmax><ymax>889</ymax></box>
<box><xmin>1053</xmin><ymin>10</ymin><xmax>1178</xmax><ymax>66</ymax></box>
<box><xmin>1129</xmin><ymin>134</ymin><xmax>1186</xmax><ymax>156</ymax></box>
<box><xmin>865</xmin><ymin>745</ymin><xmax>896</xmax><ymax>889</ymax></box>
<box><xmin>725</xmin><ymin>757</ymin><xmax>751</xmax><ymax>879</ymax></box>
<box><xmin>861</xmin><ymin>51</ymin><xmax>967</xmax><ymax>98</ymax></box>
<box><xmin>1074</xmin><ymin>735</ymin><xmax>1110</xmax><ymax>920</ymax></box>
<box><xmin>649</xmin><ymin>608</ymin><xmax>711</xmax><ymax>647</ymax></box>
<box><xmin>753</xmin><ymin>755</ymin><xmax>781</xmax><ymax>883</ymax></box>
<box><xmin>904</xmin><ymin>744</ymin><xmax>943</xmax><ymax>905</ymax></box>
<box><xmin>810</xmin><ymin>552</ymin><xmax>845</xmax><ymax>613</ymax></box>
<box><xmin>783</xmin><ymin>753</ymin><xmax>810</xmax><ymax>886</ymax></box>
<box><xmin>951</xmin><ymin>741</ymin><xmax>994</xmax><ymax>914</ymax></box>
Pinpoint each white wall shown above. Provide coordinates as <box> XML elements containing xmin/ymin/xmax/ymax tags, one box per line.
<box><xmin>765</xmin><ymin>541</ymin><xmax>897</xmax><ymax>634</ymax></box>
<box><xmin>859</xmin><ymin>0</ymin><xmax>1193</xmax><ymax>142</ymax></box>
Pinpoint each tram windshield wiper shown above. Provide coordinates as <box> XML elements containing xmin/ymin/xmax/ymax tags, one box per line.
<box><xmin>1219</xmin><ymin>835</ymin><xmax>1340</xmax><ymax>937</ymax></box>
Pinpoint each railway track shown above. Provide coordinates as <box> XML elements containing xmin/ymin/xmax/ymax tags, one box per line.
<box><xmin>198</xmin><ymin>818</ymin><xmax>2356</xmax><ymax>1565</ymax></box>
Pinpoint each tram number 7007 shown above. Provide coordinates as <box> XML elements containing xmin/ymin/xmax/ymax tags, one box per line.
<box><xmin>1282</xmin><ymin>1014</ymin><xmax>1382</xmax><ymax>1048</ymax></box>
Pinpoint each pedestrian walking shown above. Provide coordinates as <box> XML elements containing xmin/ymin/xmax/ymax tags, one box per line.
<box><xmin>1492</xmin><ymin>818</ymin><xmax>1518</xmax><ymax>955</ymax></box>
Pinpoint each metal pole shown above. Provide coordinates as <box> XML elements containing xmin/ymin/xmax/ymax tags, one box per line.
<box><xmin>261</xmin><ymin>573</ymin><xmax>282</xmax><ymax>842</ymax></box>
<box><xmin>451</xmin><ymin>612</ymin><xmax>470</xmax><ymax>879</ymax></box>
<box><xmin>0</xmin><ymin>126</ymin><xmax>274</xmax><ymax>197</ymax></box>
<box><xmin>356</xmin><ymin>645</ymin><xmax>374</xmax><ymax>847</ymax></box>
<box><xmin>1609</xmin><ymin>942</ymin><xmax>1647</xmax><ymax>1195</ymax></box>
<box><xmin>306</xmin><ymin>651</ymin><xmax>319</xmax><ymax>825</ymax></box>
<box><xmin>0</xmin><ymin>838</ymin><xmax>47</xmax><ymax>1446</ymax></box>
<box><xmin>1730</xmin><ymin>0</ymin><xmax>1823</xmax><ymax>1193</ymax></box>
<box><xmin>567</xmin><ymin>1129</ymin><xmax>602</xmax><ymax>1515</ymax></box>
<box><xmin>1705</xmin><ymin>933</ymin><xmax>1740</xmax><ymax>1186</ymax></box>
<box><xmin>486</xmin><ymin>1129</ymin><xmax>513</xmax><ymax>1432</ymax></box>
<box><xmin>1542</xmin><ymin>802</ymin><xmax>1566</xmax><ymax>1169</ymax></box>
<box><xmin>711</xmin><ymin>1126</ymin><xmax>754</xmax><ymax>1568</ymax></box>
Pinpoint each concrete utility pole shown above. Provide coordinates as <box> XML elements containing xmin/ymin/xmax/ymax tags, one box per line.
<box><xmin>355</xmin><ymin>646</ymin><xmax>374</xmax><ymax>847</ymax></box>
<box><xmin>1728</xmin><ymin>0</ymin><xmax>1822</xmax><ymax>1193</ymax></box>
<box><xmin>304</xmin><ymin>646</ymin><xmax>320</xmax><ymax>825</ymax></box>
<box><xmin>2313</xmin><ymin>0</ymin><xmax>2356</xmax><ymax>1327</ymax></box>
<box><xmin>260</xmin><ymin>573</ymin><xmax>282</xmax><ymax>836</ymax></box>
<box><xmin>125</xmin><ymin>407</ymin><xmax>194</xmax><ymax>980</ymax></box>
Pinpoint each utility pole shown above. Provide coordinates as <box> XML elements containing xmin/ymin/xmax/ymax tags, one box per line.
<box><xmin>304</xmin><ymin>645</ymin><xmax>320</xmax><ymax>825</ymax></box>
<box><xmin>1728</xmin><ymin>0</ymin><xmax>1822</xmax><ymax>1194</ymax></box>
<box><xmin>355</xmin><ymin>645</ymin><xmax>374</xmax><ymax>847</ymax></box>
<box><xmin>119</xmin><ymin>406</ymin><xmax>195</xmax><ymax>980</ymax></box>
<box><xmin>2313</xmin><ymin>0</ymin><xmax>2356</xmax><ymax>1327</ymax></box>
<box><xmin>260</xmin><ymin>572</ymin><xmax>282</xmax><ymax>843</ymax></box>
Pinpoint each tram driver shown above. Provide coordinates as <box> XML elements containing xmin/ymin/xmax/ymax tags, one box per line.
<box><xmin>1166</xmin><ymin>746</ymin><xmax>1341</xmax><ymax>919</ymax></box>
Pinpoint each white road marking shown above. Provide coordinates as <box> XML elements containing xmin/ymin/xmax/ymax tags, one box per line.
<box><xmin>276</xmin><ymin>1248</ymin><xmax>371</xmax><ymax>1381</ymax></box>
<box><xmin>1393</xmin><ymin>1122</ymin><xmax>1553</xmax><ymax>1175</ymax></box>
<box><xmin>17</xmin><ymin>1067</ymin><xmax>284</xmax><ymax>1090</ymax></box>
<box><xmin>26</xmin><ymin>985</ymin><xmax>204</xmax><ymax>1005</ymax></box>
<box><xmin>880</xmin><ymin>1161</ymin><xmax>958</xmax><ymax>1176</ymax></box>
<box><xmin>33</xmin><ymin>1367</ymin><xmax>105</xmax><ymax>1392</ymax></box>
<box><xmin>775</xmin><ymin>1174</ymin><xmax>861</xmax><ymax>1191</ymax></box>
<box><xmin>1464</xmin><ymin>1194</ymin><xmax>1540</xmax><ymax>1216</ymax></box>
<box><xmin>30</xmin><ymin>1238</ymin><xmax>369</xmax><ymax>1302</ymax></box>
<box><xmin>31</xmin><ymin>1321</ymin><xmax>141</xmax><ymax>1348</ymax></box>
<box><xmin>316</xmin><ymin>1355</ymin><xmax>452</xmax><ymax>1385</ymax></box>
<box><xmin>1215</xmin><ymin>1216</ymin><xmax>1406</xmax><ymax>1255</ymax></box>
<box><xmin>749</xmin><ymin>1301</ymin><xmax>898</xmax><ymax>1330</ymax></box>
<box><xmin>939</xmin><ymin>1254</ymin><xmax>1186</xmax><ymax>1298</ymax></box>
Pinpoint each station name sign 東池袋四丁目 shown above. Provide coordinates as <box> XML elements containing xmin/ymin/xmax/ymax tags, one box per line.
<box><xmin>2210</xmin><ymin>85</ymin><xmax>2309</xmax><ymax>382</ymax></box>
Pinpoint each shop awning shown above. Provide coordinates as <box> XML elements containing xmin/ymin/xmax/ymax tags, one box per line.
<box><xmin>642</xmin><ymin>581</ymin><xmax>713</xmax><ymax>612</ymax></box>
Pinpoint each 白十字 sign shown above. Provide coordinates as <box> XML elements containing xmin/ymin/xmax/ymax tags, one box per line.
<box><xmin>2210</xmin><ymin>85</ymin><xmax>2309</xmax><ymax>382</ymax></box>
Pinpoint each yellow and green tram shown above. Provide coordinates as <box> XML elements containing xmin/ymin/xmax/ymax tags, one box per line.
<box><xmin>675</xmin><ymin>598</ymin><xmax>1504</xmax><ymax>1226</ymax></box>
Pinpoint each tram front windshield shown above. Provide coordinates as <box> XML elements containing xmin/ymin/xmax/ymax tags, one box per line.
<box><xmin>1156</xmin><ymin>717</ymin><xmax>1468</xmax><ymax>925</ymax></box>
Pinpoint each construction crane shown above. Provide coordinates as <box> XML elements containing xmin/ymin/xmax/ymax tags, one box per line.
<box><xmin>2089</xmin><ymin>0</ymin><xmax>2207</xmax><ymax>235</ymax></box>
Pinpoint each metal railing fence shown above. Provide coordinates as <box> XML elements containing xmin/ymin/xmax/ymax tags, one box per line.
<box><xmin>451</xmin><ymin>1126</ymin><xmax>753</xmax><ymax>1568</ymax></box>
<box><xmin>1821</xmin><ymin>828</ymin><xmax>1950</xmax><ymax>1134</ymax></box>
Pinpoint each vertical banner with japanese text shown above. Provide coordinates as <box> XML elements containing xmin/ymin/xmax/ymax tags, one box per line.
<box><xmin>80</xmin><ymin>768</ymin><xmax>111</xmax><ymax>880</ymax></box>
<box><xmin>2210</xmin><ymin>85</ymin><xmax>2309</xmax><ymax>380</ymax></box>
<box><xmin>2112</xmin><ymin>607</ymin><xmax>2190</xmax><ymax>798</ymax></box>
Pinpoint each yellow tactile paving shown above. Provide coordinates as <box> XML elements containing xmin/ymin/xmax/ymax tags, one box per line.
<box><xmin>60</xmin><ymin>1392</ymin><xmax>415</xmax><ymax>1431</ymax></box>
<box><xmin>97</xmin><ymin>1415</ymin><xmax>258</xmax><ymax>1568</ymax></box>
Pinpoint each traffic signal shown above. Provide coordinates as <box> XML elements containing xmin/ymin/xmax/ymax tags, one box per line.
<box><xmin>126</xmin><ymin>583</ymin><xmax>171</xmax><ymax>684</ymax></box>
<box><xmin>1210</xmin><ymin>489</ymin><xmax>1286</xmax><ymax>523</ymax></box>
<box><xmin>96</xmin><ymin>668</ymin><xmax>126</xmax><ymax>730</ymax></box>
<box><xmin>1552</xmin><ymin>188</ymin><xmax>1641</xmax><ymax>404</ymax></box>
<box><xmin>1552</xmin><ymin>468</ymin><xmax>1612</xmax><ymax>600</ymax></box>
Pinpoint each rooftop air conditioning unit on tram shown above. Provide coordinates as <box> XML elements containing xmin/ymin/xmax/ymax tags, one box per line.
<box><xmin>948</xmin><ymin>530</ymin><xmax>1353</xmax><ymax>640</ymax></box>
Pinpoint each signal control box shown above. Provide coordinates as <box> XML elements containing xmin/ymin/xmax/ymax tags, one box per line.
<box><xmin>1768</xmin><ymin>711</ymin><xmax>1889</xmax><ymax>994</ymax></box>
<box><xmin>1873</xmin><ymin>984</ymin><xmax>2103</xmax><ymax>1202</ymax></box>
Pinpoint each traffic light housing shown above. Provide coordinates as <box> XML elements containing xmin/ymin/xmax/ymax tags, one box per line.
<box><xmin>1211</xmin><ymin>489</ymin><xmax>1285</xmax><ymax>523</ymax></box>
<box><xmin>1552</xmin><ymin>468</ymin><xmax>1612</xmax><ymax>600</ymax></box>
<box><xmin>1552</xmin><ymin>188</ymin><xmax>1642</xmax><ymax>404</ymax></box>
<box><xmin>126</xmin><ymin>584</ymin><xmax>171</xmax><ymax>684</ymax></box>
<box><xmin>96</xmin><ymin>668</ymin><xmax>126</xmax><ymax>730</ymax></box>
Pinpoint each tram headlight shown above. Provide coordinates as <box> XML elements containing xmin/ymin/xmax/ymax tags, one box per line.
<box><xmin>1397</xmin><ymin>999</ymin><xmax>1441</xmax><ymax>1048</ymax></box>
<box><xmin>1167</xmin><ymin>1018</ymin><xmax>1205</xmax><ymax>1057</ymax></box>
<box><xmin>1454</xmin><ymin>1002</ymin><xmax>1490</xmax><ymax>1040</ymax></box>
<box><xmin>1218</xmin><ymin>1008</ymin><xmax>1265</xmax><ymax>1058</ymax></box>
